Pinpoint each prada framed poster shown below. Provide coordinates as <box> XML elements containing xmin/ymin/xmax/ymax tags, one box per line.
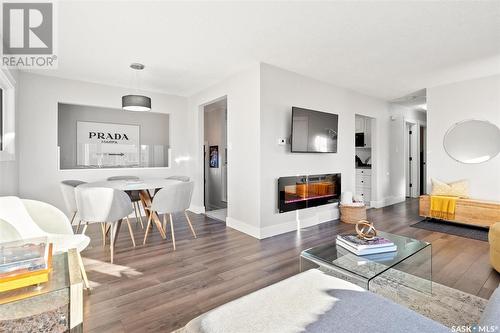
<box><xmin>76</xmin><ymin>121</ymin><xmax>140</xmax><ymax>167</ymax></box>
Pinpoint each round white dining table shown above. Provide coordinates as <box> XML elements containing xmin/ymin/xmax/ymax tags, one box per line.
<box><xmin>77</xmin><ymin>177</ymin><xmax>181</xmax><ymax>191</ymax></box>
<box><xmin>77</xmin><ymin>178</ymin><xmax>182</xmax><ymax>242</ymax></box>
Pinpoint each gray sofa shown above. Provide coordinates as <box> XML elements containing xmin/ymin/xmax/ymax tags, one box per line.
<box><xmin>177</xmin><ymin>269</ymin><xmax>499</xmax><ymax>333</ymax></box>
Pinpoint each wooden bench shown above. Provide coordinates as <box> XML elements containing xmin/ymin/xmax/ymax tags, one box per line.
<box><xmin>419</xmin><ymin>195</ymin><xmax>500</xmax><ymax>228</ymax></box>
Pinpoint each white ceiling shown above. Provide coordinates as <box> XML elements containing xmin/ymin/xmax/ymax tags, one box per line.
<box><xmin>391</xmin><ymin>89</ymin><xmax>427</xmax><ymax>111</ymax></box>
<box><xmin>27</xmin><ymin>1</ymin><xmax>500</xmax><ymax>100</ymax></box>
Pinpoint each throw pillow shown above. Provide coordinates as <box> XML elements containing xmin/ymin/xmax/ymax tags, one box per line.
<box><xmin>431</xmin><ymin>178</ymin><xmax>469</xmax><ymax>198</ymax></box>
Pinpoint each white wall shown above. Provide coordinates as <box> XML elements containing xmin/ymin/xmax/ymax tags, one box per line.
<box><xmin>0</xmin><ymin>157</ymin><xmax>18</xmax><ymax>196</ymax></box>
<box><xmin>259</xmin><ymin>64</ymin><xmax>392</xmax><ymax>237</ymax></box>
<box><xmin>17</xmin><ymin>73</ymin><xmax>191</xmax><ymax>214</ymax></box>
<box><xmin>427</xmin><ymin>75</ymin><xmax>500</xmax><ymax>201</ymax></box>
<box><xmin>188</xmin><ymin>64</ymin><xmax>261</xmax><ymax>237</ymax></box>
<box><xmin>0</xmin><ymin>68</ymin><xmax>19</xmax><ymax>196</ymax></box>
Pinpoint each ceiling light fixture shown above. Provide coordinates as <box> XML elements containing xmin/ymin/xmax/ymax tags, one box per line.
<box><xmin>122</xmin><ymin>63</ymin><xmax>151</xmax><ymax>112</ymax></box>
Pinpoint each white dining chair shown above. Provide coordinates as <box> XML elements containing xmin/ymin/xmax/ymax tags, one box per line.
<box><xmin>153</xmin><ymin>176</ymin><xmax>190</xmax><ymax>196</ymax></box>
<box><xmin>0</xmin><ymin>196</ymin><xmax>91</xmax><ymax>289</ymax></box>
<box><xmin>75</xmin><ymin>187</ymin><xmax>135</xmax><ymax>263</ymax></box>
<box><xmin>107</xmin><ymin>176</ymin><xmax>144</xmax><ymax>229</ymax></box>
<box><xmin>60</xmin><ymin>180</ymin><xmax>87</xmax><ymax>232</ymax></box>
<box><xmin>143</xmin><ymin>181</ymin><xmax>196</xmax><ymax>250</ymax></box>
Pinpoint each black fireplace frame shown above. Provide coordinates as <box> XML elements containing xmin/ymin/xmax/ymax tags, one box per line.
<box><xmin>278</xmin><ymin>173</ymin><xmax>341</xmax><ymax>213</ymax></box>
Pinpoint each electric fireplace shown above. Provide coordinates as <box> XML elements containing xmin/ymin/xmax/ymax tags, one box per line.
<box><xmin>278</xmin><ymin>173</ymin><xmax>341</xmax><ymax>213</ymax></box>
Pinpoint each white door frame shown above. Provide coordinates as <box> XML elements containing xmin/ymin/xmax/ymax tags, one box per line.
<box><xmin>203</xmin><ymin>140</ymin><xmax>209</xmax><ymax>210</ymax></box>
<box><xmin>199</xmin><ymin>95</ymin><xmax>228</xmax><ymax>214</ymax></box>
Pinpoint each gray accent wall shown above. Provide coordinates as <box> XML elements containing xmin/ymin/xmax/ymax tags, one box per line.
<box><xmin>58</xmin><ymin>103</ymin><xmax>170</xmax><ymax>169</ymax></box>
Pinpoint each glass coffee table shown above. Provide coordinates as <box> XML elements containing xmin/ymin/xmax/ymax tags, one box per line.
<box><xmin>300</xmin><ymin>231</ymin><xmax>432</xmax><ymax>294</ymax></box>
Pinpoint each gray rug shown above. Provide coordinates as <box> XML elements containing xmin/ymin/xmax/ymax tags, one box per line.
<box><xmin>411</xmin><ymin>218</ymin><xmax>489</xmax><ymax>241</ymax></box>
<box><xmin>370</xmin><ymin>269</ymin><xmax>487</xmax><ymax>328</ymax></box>
<box><xmin>316</xmin><ymin>264</ymin><xmax>487</xmax><ymax>328</ymax></box>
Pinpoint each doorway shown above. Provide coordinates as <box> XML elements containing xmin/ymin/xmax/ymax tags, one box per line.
<box><xmin>419</xmin><ymin>125</ymin><xmax>427</xmax><ymax>195</ymax></box>
<box><xmin>203</xmin><ymin>98</ymin><xmax>227</xmax><ymax>222</ymax></box>
<box><xmin>405</xmin><ymin>121</ymin><xmax>426</xmax><ymax>198</ymax></box>
<box><xmin>405</xmin><ymin>122</ymin><xmax>418</xmax><ymax>197</ymax></box>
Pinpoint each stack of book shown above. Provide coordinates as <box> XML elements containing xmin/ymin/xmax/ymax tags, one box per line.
<box><xmin>0</xmin><ymin>238</ymin><xmax>52</xmax><ymax>292</ymax></box>
<box><xmin>336</xmin><ymin>234</ymin><xmax>397</xmax><ymax>256</ymax></box>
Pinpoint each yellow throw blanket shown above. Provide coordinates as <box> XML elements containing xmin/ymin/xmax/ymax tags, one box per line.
<box><xmin>430</xmin><ymin>195</ymin><xmax>458</xmax><ymax>220</ymax></box>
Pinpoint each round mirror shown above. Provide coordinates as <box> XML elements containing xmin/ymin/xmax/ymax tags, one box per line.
<box><xmin>444</xmin><ymin>120</ymin><xmax>500</xmax><ymax>164</ymax></box>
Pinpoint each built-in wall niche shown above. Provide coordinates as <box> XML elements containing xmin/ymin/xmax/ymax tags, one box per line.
<box><xmin>57</xmin><ymin>103</ymin><xmax>170</xmax><ymax>169</ymax></box>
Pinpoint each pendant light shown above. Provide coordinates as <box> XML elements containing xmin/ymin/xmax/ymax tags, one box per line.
<box><xmin>122</xmin><ymin>63</ymin><xmax>151</xmax><ymax>112</ymax></box>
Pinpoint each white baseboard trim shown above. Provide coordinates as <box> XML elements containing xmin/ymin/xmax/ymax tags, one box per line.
<box><xmin>259</xmin><ymin>220</ymin><xmax>297</xmax><ymax>239</ymax></box>
<box><xmin>188</xmin><ymin>204</ymin><xmax>205</xmax><ymax>214</ymax></box>
<box><xmin>370</xmin><ymin>196</ymin><xmax>406</xmax><ymax>208</ymax></box>
<box><xmin>226</xmin><ymin>217</ymin><xmax>261</xmax><ymax>239</ymax></box>
<box><xmin>259</xmin><ymin>205</ymin><xmax>340</xmax><ymax>239</ymax></box>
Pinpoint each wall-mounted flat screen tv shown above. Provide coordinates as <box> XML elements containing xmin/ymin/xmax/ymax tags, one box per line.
<box><xmin>291</xmin><ymin>107</ymin><xmax>338</xmax><ymax>153</ymax></box>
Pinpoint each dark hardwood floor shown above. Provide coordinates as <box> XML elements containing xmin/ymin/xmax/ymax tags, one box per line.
<box><xmin>81</xmin><ymin>199</ymin><xmax>499</xmax><ymax>332</ymax></box>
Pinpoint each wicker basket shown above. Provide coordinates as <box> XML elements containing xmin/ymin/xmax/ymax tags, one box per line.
<box><xmin>340</xmin><ymin>203</ymin><xmax>367</xmax><ymax>224</ymax></box>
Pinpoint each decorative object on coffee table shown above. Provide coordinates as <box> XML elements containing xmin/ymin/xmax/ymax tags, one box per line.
<box><xmin>336</xmin><ymin>233</ymin><xmax>396</xmax><ymax>256</ymax></box>
<box><xmin>355</xmin><ymin>220</ymin><xmax>377</xmax><ymax>240</ymax></box>
<box><xmin>340</xmin><ymin>202</ymin><xmax>367</xmax><ymax>224</ymax></box>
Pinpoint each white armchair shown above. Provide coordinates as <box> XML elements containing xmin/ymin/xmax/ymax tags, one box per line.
<box><xmin>22</xmin><ymin>199</ymin><xmax>74</xmax><ymax>235</ymax></box>
<box><xmin>0</xmin><ymin>219</ymin><xmax>21</xmax><ymax>243</ymax></box>
<box><xmin>0</xmin><ymin>196</ymin><xmax>91</xmax><ymax>289</ymax></box>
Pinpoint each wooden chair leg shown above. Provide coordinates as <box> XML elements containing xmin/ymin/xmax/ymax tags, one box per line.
<box><xmin>133</xmin><ymin>202</ymin><xmax>139</xmax><ymax>227</ymax></box>
<box><xmin>141</xmin><ymin>200</ymin><xmax>150</xmax><ymax>230</ymax></box>
<box><xmin>134</xmin><ymin>202</ymin><xmax>144</xmax><ymax>229</ymax></box>
<box><xmin>110</xmin><ymin>227</ymin><xmax>114</xmax><ymax>264</ymax></box>
<box><xmin>143</xmin><ymin>213</ymin><xmax>153</xmax><ymax>245</ymax></box>
<box><xmin>184</xmin><ymin>211</ymin><xmax>197</xmax><ymax>238</ymax></box>
<box><xmin>125</xmin><ymin>217</ymin><xmax>136</xmax><ymax>247</ymax></box>
<box><xmin>162</xmin><ymin>214</ymin><xmax>167</xmax><ymax>233</ymax></box>
<box><xmin>76</xmin><ymin>251</ymin><xmax>91</xmax><ymax>291</ymax></box>
<box><xmin>81</xmin><ymin>222</ymin><xmax>88</xmax><ymax>235</ymax></box>
<box><xmin>109</xmin><ymin>221</ymin><xmax>121</xmax><ymax>264</ymax></box>
<box><xmin>76</xmin><ymin>220</ymin><xmax>83</xmax><ymax>233</ymax></box>
<box><xmin>151</xmin><ymin>212</ymin><xmax>166</xmax><ymax>239</ymax></box>
<box><xmin>70</xmin><ymin>211</ymin><xmax>77</xmax><ymax>225</ymax></box>
<box><xmin>170</xmin><ymin>213</ymin><xmax>176</xmax><ymax>250</ymax></box>
<box><xmin>100</xmin><ymin>223</ymin><xmax>106</xmax><ymax>247</ymax></box>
